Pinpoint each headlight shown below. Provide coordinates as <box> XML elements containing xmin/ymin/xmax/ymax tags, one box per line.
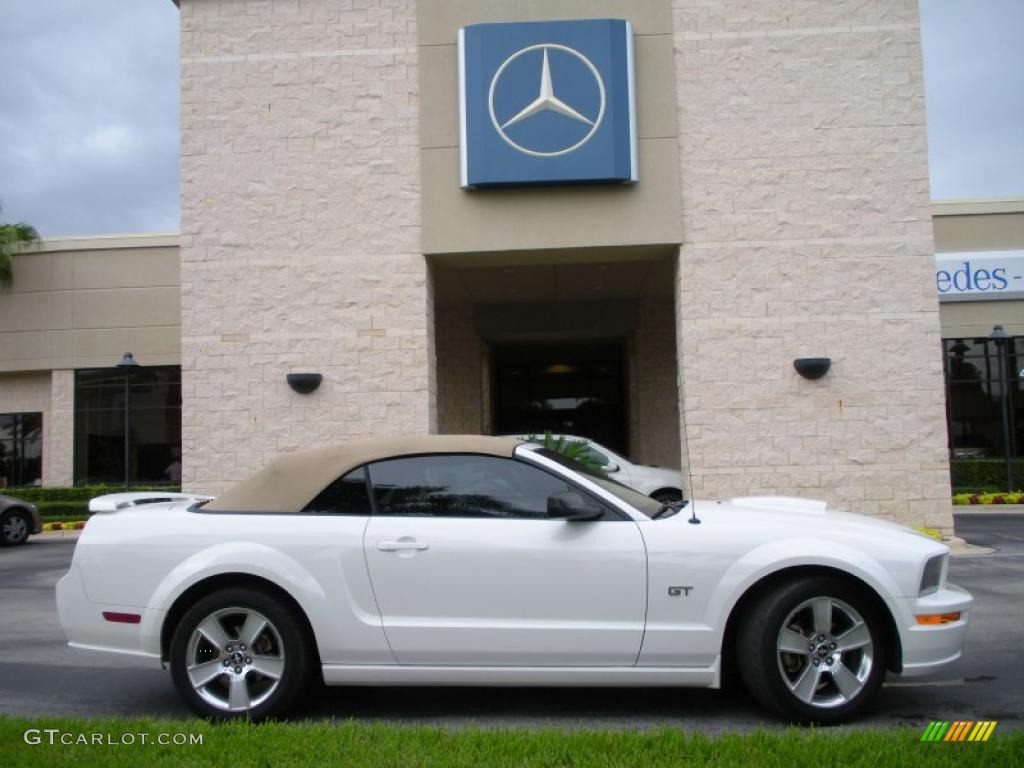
<box><xmin>919</xmin><ymin>554</ymin><xmax>946</xmax><ymax>595</ymax></box>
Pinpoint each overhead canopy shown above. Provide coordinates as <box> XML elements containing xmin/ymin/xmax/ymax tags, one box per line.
<box><xmin>203</xmin><ymin>435</ymin><xmax>522</xmax><ymax>513</ymax></box>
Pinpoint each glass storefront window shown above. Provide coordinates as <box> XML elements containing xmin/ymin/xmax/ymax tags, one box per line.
<box><xmin>943</xmin><ymin>336</ymin><xmax>1022</xmax><ymax>492</ymax></box>
<box><xmin>74</xmin><ymin>366</ymin><xmax>182</xmax><ymax>486</ymax></box>
<box><xmin>0</xmin><ymin>412</ymin><xmax>43</xmax><ymax>487</ymax></box>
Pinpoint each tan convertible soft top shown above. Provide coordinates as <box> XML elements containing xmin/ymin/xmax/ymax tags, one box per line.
<box><xmin>204</xmin><ymin>434</ymin><xmax>522</xmax><ymax>513</ymax></box>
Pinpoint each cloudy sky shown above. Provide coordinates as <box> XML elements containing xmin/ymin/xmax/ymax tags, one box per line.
<box><xmin>1</xmin><ymin>0</ymin><xmax>1022</xmax><ymax>237</ymax></box>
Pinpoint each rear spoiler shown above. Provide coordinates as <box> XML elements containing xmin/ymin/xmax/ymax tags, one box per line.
<box><xmin>88</xmin><ymin>492</ymin><xmax>215</xmax><ymax>513</ymax></box>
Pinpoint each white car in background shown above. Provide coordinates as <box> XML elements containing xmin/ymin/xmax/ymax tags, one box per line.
<box><xmin>57</xmin><ymin>436</ymin><xmax>972</xmax><ymax>724</ymax></box>
<box><xmin>512</xmin><ymin>433</ymin><xmax>684</xmax><ymax>503</ymax></box>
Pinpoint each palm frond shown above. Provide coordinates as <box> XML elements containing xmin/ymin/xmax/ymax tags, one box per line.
<box><xmin>0</xmin><ymin>221</ymin><xmax>41</xmax><ymax>288</ymax></box>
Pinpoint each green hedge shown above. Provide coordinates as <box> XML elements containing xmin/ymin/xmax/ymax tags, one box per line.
<box><xmin>35</xmin><ymin>501</ymin><xmax>90</xmax><ymax>518</ymax></box>
<box><xmin>2</xmin><ymin>484</ymin><xmax>179</xmax><ymax>503</ymax></box>
<box><xmin>950</xmin><ymin>459</ymin><xmax>1024</xmax><ymax>493</ymax></box>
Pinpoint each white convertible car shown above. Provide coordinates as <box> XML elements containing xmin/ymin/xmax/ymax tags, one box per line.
<box><xmin>57</xmin><ymin>436</ymin><xmax>972</xmax><ymax>723</ymax></box>
<box><xmin>510</xmin><ymin>434</ymin><xmax>685</xmax><ymax>502</ymax></box>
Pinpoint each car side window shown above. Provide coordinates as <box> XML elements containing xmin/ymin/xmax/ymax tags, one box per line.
<box><xmin>303</xmin><ymin>467</ymin><xmax>372</xmax><ymax>515</ymax></box>
<box><xmin>366</xmin><ymin>454</ymin><xmax>585</xmax><ymax>519</ymax></box>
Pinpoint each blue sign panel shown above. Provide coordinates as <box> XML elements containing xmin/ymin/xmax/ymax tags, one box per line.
<box><xmin>458</xmin><ymin>18</ymin><xmax>637</xmax><ymax>188</ymax></box>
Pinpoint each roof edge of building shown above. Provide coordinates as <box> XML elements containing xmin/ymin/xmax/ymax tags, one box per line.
<box><xmin>33</xmin><ymin>232</ymin><xmax>180</xmax><ymax>253</ymax></box>
<box><xmin>932</xmin><ymin>198</ymin><xmax>1024</xmax><ymax>217</ymax></box>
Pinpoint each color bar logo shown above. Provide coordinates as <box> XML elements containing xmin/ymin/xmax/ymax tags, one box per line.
<box><xmin>921</xmin><ymin>721</ymin><xmax>997</xmax><ymax>742</ymax></box>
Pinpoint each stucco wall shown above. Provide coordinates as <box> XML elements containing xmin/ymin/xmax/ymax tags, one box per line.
<box><xmin>0</xmin><ymin>237</ymin><xmax>181</xmax><ymax>374</ymax></box>
<box><xmin>179</xmin><ymin>0</ymin><xmax>433</xmax><ymax>493</ymax></box>
<box><xmin>673</xmin><ymin>1</ymin><xmax>953</xmax><ymax>531</ymax></box>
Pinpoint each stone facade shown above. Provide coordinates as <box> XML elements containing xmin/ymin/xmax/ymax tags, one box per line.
<box><xmin>47</xmin><ymin>371</ymin><xmax>74</xmax><ymax>487</ymax></box>
<box><xmin>0</xmin><ymin>370</ymin><xmax>72</xmax><ymax>487</ymax></box>
<box><xmin>628</xmin><ymin>299</ymin><xmax>682</xmax><ymax>469</ymax></box>
<box><xmin>168</xmin><ymin>0</ymin><xmax>954</xmax><ymax>529</ymax></box>
<box><xmin>0</xmin><ymin>373</ymin><xmax>49</xmax><ymax>487</ymax></box>
<box><xmin>672</xmin><ymin>1</ymin><xmax>952</xmax><ymax>531</ymax></box>
<box><xmin>179</xmin><ymin>0</ymin><xmax>433</xmax><ymax>493</ymax></box>
<box><xmin>434</xmin><ymin>300</ymin><xmax>485</xmax><ymax>435</ymax></box>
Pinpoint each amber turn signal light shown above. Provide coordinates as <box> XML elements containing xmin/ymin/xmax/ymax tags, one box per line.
<box><xmin>916</xmin><ymin>612</ymin><xmax>961</xmax><ymax>625</ymax></box>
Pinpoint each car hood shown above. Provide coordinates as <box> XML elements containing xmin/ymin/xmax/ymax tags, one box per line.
<box><xmin>684</xmin><ymin>495</ymin><xmax>945</xmax><ymax>557</ymax></box>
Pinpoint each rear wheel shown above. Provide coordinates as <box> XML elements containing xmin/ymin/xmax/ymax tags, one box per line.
<box><xmin>737</xmin><ymin>577</ymin><xmax>887</xmax><ymax>723</ymax></box>
<box><xmin>0</xmin><ymin>510</ymin><xmax>31</xmax><ymax>546</ymax></box>
<box><xmin>169</xmin><ymin>587</ymin><xmax>313</xmax><ymax>720</ymax></box>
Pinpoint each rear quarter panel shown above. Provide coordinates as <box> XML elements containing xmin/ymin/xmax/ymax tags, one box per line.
<box><xmin>72</xmin><ymin>507</ymin><xmax>393</xmax><ymax>664</ymax></box>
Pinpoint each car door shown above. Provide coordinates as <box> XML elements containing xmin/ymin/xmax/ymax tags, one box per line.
<box><xmin>361</xmin><ymin>453</ymin><xmax>647</xmax><ymax>666</ymax></box>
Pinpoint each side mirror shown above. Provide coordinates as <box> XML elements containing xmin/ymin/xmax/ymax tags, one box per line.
<box><xmin>602</xmin><ymin>462</ymin><xmax>619</xmax><ymax>474</ymax></box>
<box><xmin>547</xmin><ymin>492</ymin><xmax>604</xmax><ymax>522</ymax></box>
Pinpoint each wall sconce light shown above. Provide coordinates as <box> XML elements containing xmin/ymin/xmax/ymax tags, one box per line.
<box><xmin>793</xmin><ymin>357</ymin><xmax>831</xmax><ymax>380</ymax></box>
<box><xmin>286</xmin><ymin>372</ymin><xmax>322</xmax><ymax>394</ymax></box>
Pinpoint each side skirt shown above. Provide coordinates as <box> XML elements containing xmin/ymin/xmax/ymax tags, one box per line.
<box><xmin>322</xmin><ymin>659</ymin><xmax>720</xmax><ymax>688</ymax></box>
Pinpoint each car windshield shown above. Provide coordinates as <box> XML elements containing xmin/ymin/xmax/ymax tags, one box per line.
<box><xmin>531</xmin><ymin>448</ymin><xmax>666</xmax><ymax>518</ymax></box>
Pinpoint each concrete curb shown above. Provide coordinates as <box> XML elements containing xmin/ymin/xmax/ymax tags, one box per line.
<box><xmin>37</xmin><ymin>529</ymin><xmax>82</xmax><ymax>539</ymax></box>
<box><xmin>953</xmin><ymin>505</ymin><xmax>1024</xmax><ymax>515</ymax></box>
<box><xmin>946</xmin><ymin>536</ymin><xmax>995</xmax><ymax>557</ymax></box>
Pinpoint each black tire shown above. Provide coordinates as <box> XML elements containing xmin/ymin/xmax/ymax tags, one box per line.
<box><xmin>651</xmin><ymin>489</ymin><xmax>683</xmax><ymax>504</ymax></box>
<box><xmin>0</xmin><ymin>510</ymin><xmax>31</xmax><ymax>546</ymax></box>
<box><xmin>736</xmin><ymin>576</ymin><xmax>887</xmax><ymax>724</ymax></box>
<box><xmin>169</xmin><ymin>587</ymin><xmax>314</xmax><ymax>720</ymax></box>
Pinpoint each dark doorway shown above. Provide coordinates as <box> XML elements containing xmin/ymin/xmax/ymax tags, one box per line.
<box><xmin>492</xmin><ymin>341</ymin><xmax>627</xmax><ymax>454</ymax></box>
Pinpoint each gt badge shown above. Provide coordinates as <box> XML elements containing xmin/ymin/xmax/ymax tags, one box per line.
<box><xmin>668</xmin><ymin>586</ymin><xmax>693</xmax><ymax>597</ymax></box>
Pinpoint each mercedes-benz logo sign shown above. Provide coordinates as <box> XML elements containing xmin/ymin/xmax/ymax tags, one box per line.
<box><xmin>488</xmin><ymin>44</ymin><xmax>606</xmax><ymax>158</ymax></box>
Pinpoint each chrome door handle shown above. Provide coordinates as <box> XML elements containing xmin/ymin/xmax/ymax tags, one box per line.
<box><xmin>376</xmin><ymin>540</ymin><xmax>429</xmax><ymax>552</ymax></box>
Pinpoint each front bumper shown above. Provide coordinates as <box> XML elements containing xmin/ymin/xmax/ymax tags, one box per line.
<box><xmin>896</xmin><ymin>583</ymin><xmax>973</xmax><ymax>676</ymax></box>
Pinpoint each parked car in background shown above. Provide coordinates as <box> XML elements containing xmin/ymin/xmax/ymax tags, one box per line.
<box><xmin>0</xmin><ymin>494</ymin><xmax>42</xmax><ymax>546</ymax></box>
<box><xmin>57</xmin><ymin>435</ymin><xmax>972</xmax><ymax>723</ymax></box>
<box><xmin>512</xmin><ymin>433</ymin><xmax>684</xmax><ymax>503</ymax></box>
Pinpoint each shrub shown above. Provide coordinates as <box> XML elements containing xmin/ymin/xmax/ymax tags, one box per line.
<box><xmin>950</xmin><ymin>458</ymin><xmax>1024</xmax><ymax>493</ymax></box>
<box><xmin>522</xmin><ymin>432</ymin><xmax>607</xmax><ymax>475</ymax></box>
<box><xmin>35</xmin><ymin>501</ymin><xmax>90</xmax><ymax>518</ymax></box>
<box><xmin>2</xmin><ymin>484</ymin><xmax>179</xmax><ymax>504</ymax></box>
<box><xmin>952</xmin><ymin>491</ymin><xmax>1024</xmax><ymax>505</ymax></box>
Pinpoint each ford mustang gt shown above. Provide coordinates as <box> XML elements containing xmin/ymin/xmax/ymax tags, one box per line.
<box><xmin>57</xmin><ymin>435</ymin><xmax>972</xmax><ymax>722</ymax></box>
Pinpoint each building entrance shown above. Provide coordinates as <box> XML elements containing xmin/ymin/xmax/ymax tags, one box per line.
<box><xmin>492</xmin><ymin>341</ymin><xmax>627</xmax><ymax>453</ymax></box>
<box><xmin>431</xmin><ymin>254</ymin><xmax>681</xmax><ymax>469</ymax></box>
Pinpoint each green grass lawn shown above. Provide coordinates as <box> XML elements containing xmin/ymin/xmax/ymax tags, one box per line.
<box><xmin>2</xmin><ymin>716</ymin><xmax>1019</xmax><ymax>768</ymax></box>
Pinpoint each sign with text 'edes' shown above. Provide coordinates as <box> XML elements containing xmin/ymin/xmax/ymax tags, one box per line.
<box><xmin>458</xmin><ymin>19</ymin><xmax>637</xmax><ymax>188</ymax></box>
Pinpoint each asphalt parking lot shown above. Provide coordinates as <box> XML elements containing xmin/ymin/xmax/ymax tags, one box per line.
<box><xmin>1</xmin><ymin>514</ymin><xmax>1021</xmax><ymax>732</ymax></box>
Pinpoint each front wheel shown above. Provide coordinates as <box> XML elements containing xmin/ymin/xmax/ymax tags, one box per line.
<box><xmin>169</xmin><ymin>587</ymin><xmax>314</xmax><ymax>720</ymax></box>
<box><xmin>737</xmin><ymin>577</ymin><xmax>887</xmax><ymax>723</ymax></box>
<box><xmin>0</xmin><ymin>510</ymin><xmax>31</xmax><ymax>546</ymax></box>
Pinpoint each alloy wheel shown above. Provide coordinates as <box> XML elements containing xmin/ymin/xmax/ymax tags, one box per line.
<box><xmin>775</xmin><ymin>596</ymin><xmax>874</xmax><ymax>709</ymax></box>
<box><xmin>2</xmin><ymin>513</ymin><xmax>28</xmax><ymax>544</ymax></box>
<box><xmin>185</xmin><ymin>606</ymin><xmax>285</xmax><ymax>713</ymax></box>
